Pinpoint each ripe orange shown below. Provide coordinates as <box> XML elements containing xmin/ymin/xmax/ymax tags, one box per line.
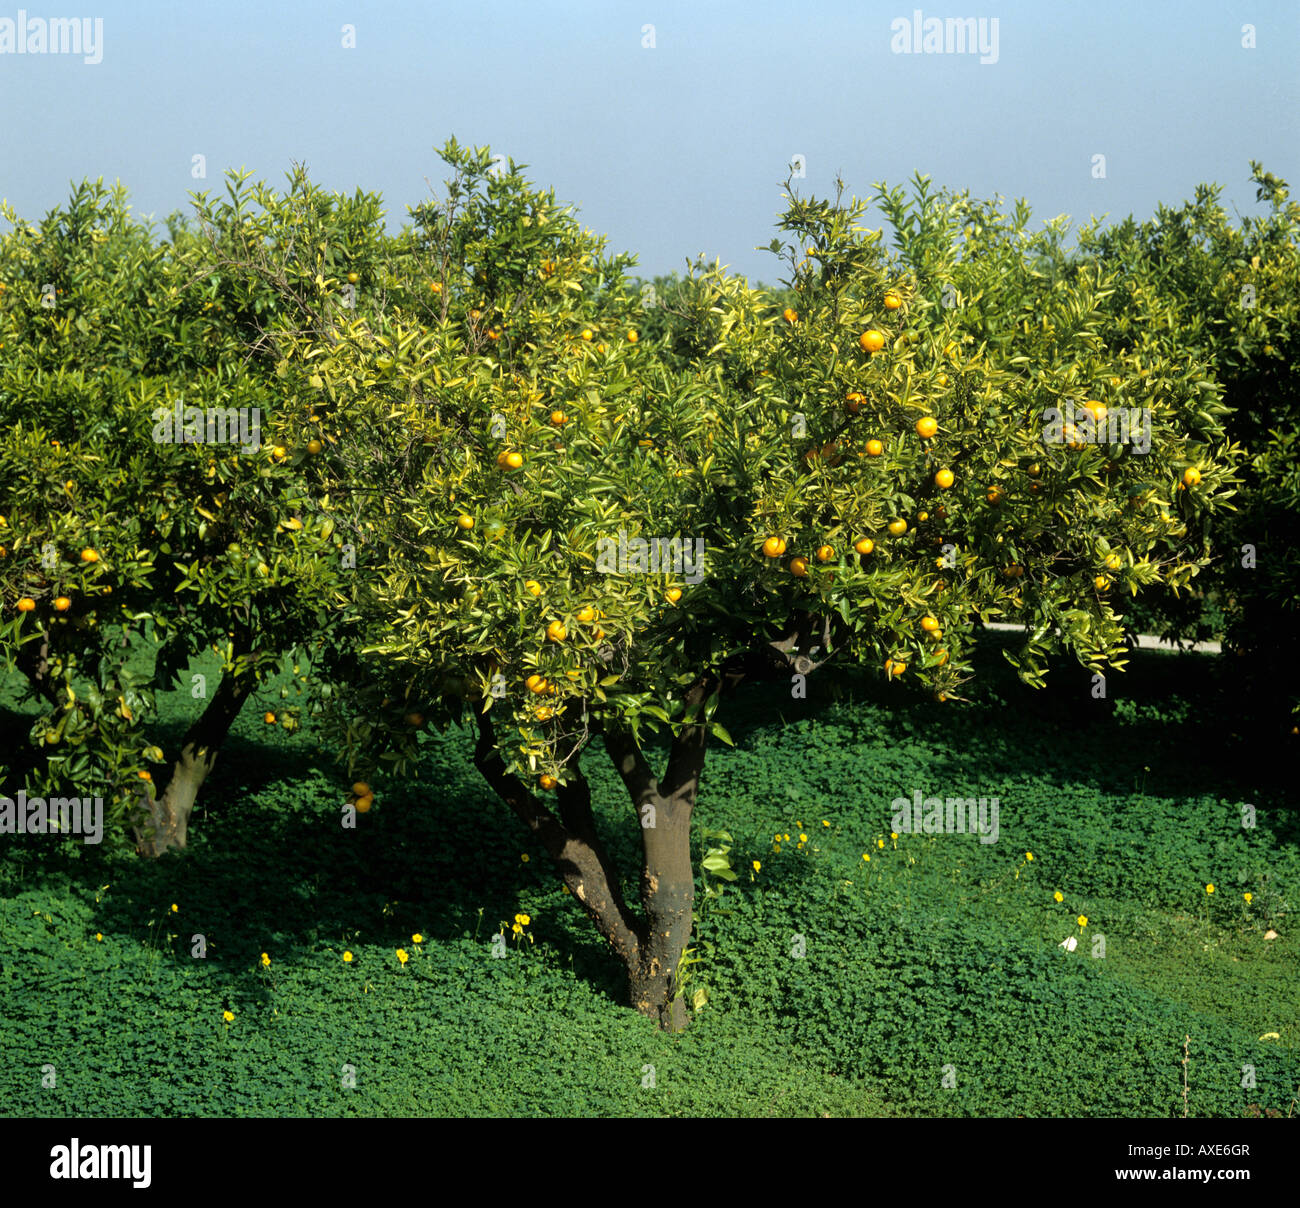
<box><xmin>627</xmin><ymin>330</ymin><xmax>638</xmax><ymax>343</ymax></box>
<box><xmin>80</xmin><ymin>548</ymin><xmax>99</xmax><ymax>563</ymax></box>
<box><xmin>306</xmin><ymin>439</ymin><xmax>322</xmax><ymax>454</ymax></box>
<box><xmin>430</xmin><ymin>281</ymin><xmax>443</xmax><ymax>293</ymax></box>
<box><xmin>53</xmin><ymin>596</ymin><xmax>71</xmax><ymax>612</ymax></box>
<box><xmin>546</xmin><ymin>620</ymin><xmax>567</xmax><ymax>642</ymax></box>
<box><xmin>934</xmin><ymin>468</ymin><xmax>954</xmax><ymax>489</ymax></box>
<box><xmin>915</xmin><ymin>416</ymin><xmax>938</xmax><ymax>439</ymax></box>
<box><xmin>883</xmin><ymin>292</ymin><xmax>902</xmax><ymax>310</ymax></box>
<box><xmin>456</xmin><ymin>514</ymin><xmax>475</xmax><ymax>530</ymax></box>
<box><xmin>1182</xmin><ymin>467</ymin><xmax>1202</xmax><ymax>486</ymax></box>
<box><xmin>534</xmin><ymin>705</ymin><xmax>554</xmax><ymax>721</ymax></box>
<box><xmin>854</xmin><ymin>537</ymin><xmax>874</xmax><ymax>555</ymax></box>
<box><xmin>666</xmin><ymin>588</ymin><xmax>682</xmax><ymax>604</ymax></box>
<box><xmin>1082</xmin><ymin>400</ymin><xmax>1107</xmax><ymax>422</ymax></box>
<box><xmin>504</xmin><ymin>451</ymin><xmax>524</xmax><ymax>470</ymax></box>
<box><xmin>1026</xmin><ymin>463</ymin><xmax>1041</xmax><ymax>478</ymax></box>
<box><xmin>865</xmin><ymin>439</ymin><xmax>884</xmax><ymax>457</ymax></box>
<box><xmin>264</xmin><ymin>711</ymin><xmax>277</xmax><ymax>724</ymax></box>
<box><xmin>815</xmin><ymin>545</ymin><xmax>834</xmax><ymax>562</ymax></box>
<box><xmin>783</xmin><ymin>308</ymin><xmax>798</xmax><ymax>324</ymax></box>
<box><xmin>762</xmin><ymin>536</ymin><xmax>787</xmax><ymax>558</ymax></box>
<box><xmin>986</xmin><ymin>486</ymin><xmax>1004</xmax><ymax>505</ymax></box>
<box><xmin>524</xmin><ymin>580</ymin><xmax>543</xmax><ymax>596</ymax></box>
<box><xmin>550</xmin><ymin>410</ymin><xmax>568</xmax><ymax>426</ymax></box>
<box><xmin>575</xmin><ymin>606</ymin><xmax>596</xmax><ymax>623</ymax></box>
<box><xmin>539</xmin><ymin>774</ymin><xmax>558</xmax><ymax>790</ymax></box>
<box><xmin>885</xmin><ymin>659</ymin><xmax>906</xmax><ymax>678</ymax></box>
<box><xmin>936</xmin><ymin>374</ymin><xmax>949</xmax><ymax>387</ymax></box>
<box><xmin>17</xmin><ymin>597</ymin><xmax>36</xmax><ymax>612</ymax></box>
<box><xmin>526</xmin><ymin>674</ymin><xmax>549</xmax><ymax>695</ymax></box>
<box><xmin>789</xmin><ymin>557</ymin><xmax>809</xmax><ymax>577</ymax></box>
<box><xmin>1094</xmin><ymin>575</ymin><xmax>1110</xmax><ymax>592</ymax></box>
<box><xmin>887</xmin><ymin>519</ymin><xmax>907</xmax><ymax>536</ymax></box>
<box><xmin>845</xmin><ymin>392</ymin><xmax>864</xmax><ymax>414</ymax></box>
<box><xmin>916</xmin><ymin>511</ymin><xmax>929</xmax><ymax>523</ymax></box>
<box><xmin>581</xmin><ymin>329</ymin><xmax>593</xmax><ymax>341</ymax></box>
<box><xmin>351</xmin><ymin>781</ymin><xmax>371</xmax><ymax>797</ymax></box>
<box><xmin>934</xmin><ymin>649</ymin><xmax>949</xmax><ymax>666</ymax></box>
<box><xmin>1103</xmin><ymin>554</ymin><xmax>1121</xmax><ymax>571</ymax></box>
<box><xmin>920</xmin><ymin>616</ymin><xmax>940</xmax><ymax>632</ymax></box>
<box><xmin>860</xmin><ymin>330</ymin><xmax>885</xmax><ymax>353</ymax></box>
<box><xmin>1004</xmin><ymin>564</ymin><xmax>1024</xmax><ymax>578</ymax></box>
<box><xmin>355</xmin><ymin>795</ymin><xmax>373</xmax><ymax>813</ymax></box>
<box><xmin>271</xmin><ymin>446</ymin><xmax>287</xmax><ymax>460</ymax></box>
<box><xmin>347</xmin><ymin>272</ymin><xmax>359</xmax><ymax>285</ymax></box>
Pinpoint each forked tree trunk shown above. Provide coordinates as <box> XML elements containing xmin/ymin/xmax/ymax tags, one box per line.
<box><xmin>473</xmin><ymin>695</ymin><xmax>710</xmax><ymax>1032</ymax></box>
<box><xmin>132</xmin><ymin>662</ymin><xmax>256</xmax><ymax>858</ymax></box>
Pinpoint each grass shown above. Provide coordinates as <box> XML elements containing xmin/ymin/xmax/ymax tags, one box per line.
<box><xmin>0</xmin><ymin>635</ymin><xmax>1296</xmax><ymax>1117</ymax></box>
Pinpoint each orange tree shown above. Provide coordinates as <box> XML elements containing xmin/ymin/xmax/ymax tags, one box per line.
<box><xmin>286</xmin><ymin>152</ymin><xmax>1235</xmax><ymax>1029</ymax></box>
<box><xmin>0</xmin><ymin>173</ymin><xmax>387</xmax><ymax>854</ymax></box>
<box><xmin>1067</xmin><ymin>163</ymin><xmax>1300</xmax><ymax>720</ymax></box>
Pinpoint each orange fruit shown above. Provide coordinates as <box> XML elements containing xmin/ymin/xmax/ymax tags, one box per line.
<box><xmin>934</xmin><ymin>649</ymin><xmax>949</xmax><ymax>666</ymax></box>
<box><xmin>550</xmin><ymin>410</ymin><xmax>568</xmax><ymax>426</ymax></box>
<box><xmin>575</xmin><ymin>606</ymin><xmax>596</xmax><ymax>623</ymax></box>
<box><xmin>915</xmin><ymin>417</ymin><xmax>938</xmax><ymax>439</ymax></box>
<box><xmin>934</xmin><ymin>468</ymin><xmax>954</xmax><ymax>489</ymax></box>
<box><xmin>504</xmin><ymin>451</ymin><xmax>524</xmax><ymax>470</ymax></box>
<box><xmin>524</xmin><ymin>580</ymin><xmax>542</xmax><ymax>596</ymax></box>
<box><xmin>762</xmin><ymin>536</ymin><xmax>787</xmax><ymax>558</ymax></box>
<box><xmin>306</xmin><ymin>439</ymin><xmax>322</xmax><ymax>454</ymax></box>
<box><xmin>1082</xmin><ymin>400</ymin><xmax>1107</xmax><ymax>422</ymax></box>
<box><xmin>1103</xmin><ymin>554</ymin><xmax>1121</xmax><ymax>571</ymax></box>
<box><xmin>1094</xmin><ymin>576</ymin><xmax>1110</xmax><ymax>592</ymax></box>
<box><xmin>539</xmin><ymin>774</ymin><xmax>558</xmax><ymax>790</ymax></box>
<box><xmin>53</xmin><ymin>597</ymin><xmax>71</xmax><ymax>612</ymax></box>
<box><xmin>815</xmin><ymin>545</ymin><xmax>835</xmax><ymax>562</ymax></box>
<box><xmin>859</xmin><ymin>329</ymin><xmax>885</xmax><ymax>353</ymax></box>
<box><xmin>347</xmin><ymin>272</ymin><xmax>359</xmax><ymax>285</ymax></box>
<box><xmin>885</xmin><ymin>659</ymin><xmax>906</xmax><ymax>678</ymax></box>
<box><xmin>920</xmin><ymin>616</ymin><xmax>940</xmax><ymax>632</ymax></box>
<box><xmin>1182</xmin><ymin>467</ymin><xmax>1201</xmax><ymax>486</ymax></box>
<box><xmin>526</xmin><ymin>675</ymin><xmax>549</xmax><ymax>695</ymax></box>
<box><xmin>351</xmin><ymin>782</ymin><xmax>371</xmax><ymax>797</ymax></box>
<box><xmin>264</xmin><ymin>711</ymin><xmax>277</xmax><ymax>724</ymax></box>
<box><xmin>887</xmin><ymin>519</ymin><xmax>907</xmax><ymax>536</ymax></box>
<box><xmin>1026</xmin><ymin>463</ymin><xmax>1041</xmax><ymax>478</ymax></box>
<box><xmin>854</xmin><ymin>537</ymin><xmax>874</xmax><ymax>555</ymax></box>
<box><xmin>627</xmin><ymin>330</ymin><xmax>638</xmax><ymax>342</ymax></box>
<box><xmin>17</xmin><ymin>597</ymin><xmax>35</xmax><ymax>612</ymax></box>
<box><xmin>80</xmin><ymin>548</ymin><xmax>99</xmax><ymax>563</ymax></box>
<box><xmin>546</xmin><ymin>620</ymin><xmax>567</xmax><ymax>642</ymax></box>
<box><xmin>271</xmin><ymin>446</ymin><xmax>287</xmax><ymax>460</ymax></box>
<box><xmin>845</xmin><ymin>392</ymin><xmax>863</xmax><ymax>414</ymax></box>
<box><xmin>456</xmin><ymin>514</ymin><xmax>475</xmax><ymax>530</ymax></box>
<box><xmin>783</xmin><ymin>308</ymin><xmax>798</xmax><ymax>324</ymax></box>
<box><xmin>430</xmin><ymin>281</ymin><xmax>443</xmax><ymax>293</ymax></box>
<box><xmin>666</xmin><ymin>588</ymin><xmax>682</xmax><ymax>604</ymax></box>
<box><xmin>355</xmin><ymin>795</ymin><xmax>373</xmax><ymax>814</ymax></box>
<box><xmin>916</xmin><ymin>511</ymin><xmax>929</xmax><ymax>523</ymax></box>
<box><xmin>581</xmin><ymin>329</ymin><xmax>593</xmax><ymax>341</ymax></box>
<box><xmin>986</xmin><ymin>486</ymin><xmax>1004</xmax><ymax>505</ymax></box>
<box><xmin>883</xmin><ymin>292</ymin><xmax>902</xmax><ymax>310</ymax></box>
<box><xmin>865</xmin><ymin>439</ymin><xmax>884</xmax><ymax>457</ymax></box>
<box><xmin>534</xmin><ymin>705</ymin><xmax>554</xmax><ymax>721</ymax></box>
<box><xmin>789</xmin><ymin>557</ymin><xmax>809</xmax><ymax>577</ymax></box>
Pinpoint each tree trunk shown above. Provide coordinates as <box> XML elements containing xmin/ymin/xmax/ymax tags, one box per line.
<box><xmin>132</xmin><ymin>661</ymin><xmax>256</xmax><ymax>858</ymax></box>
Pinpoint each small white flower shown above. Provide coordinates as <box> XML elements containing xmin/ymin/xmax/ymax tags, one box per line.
<box><xmin>1059</xmin><ymin>936</ymin><xmax>1078</xmax><ymax>952</ymax></box>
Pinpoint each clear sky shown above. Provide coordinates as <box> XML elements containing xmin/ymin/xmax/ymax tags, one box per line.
<box><xmin>0</xmin><ymin>0</ymin><xmax>1295</xmax><ymax>284</ymax></box>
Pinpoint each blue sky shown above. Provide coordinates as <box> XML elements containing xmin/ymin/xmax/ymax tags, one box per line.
<box><xmin>0</xmin><ymin>0</ymin><xmax>1295</xmax><ymax>284</ymax></box>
